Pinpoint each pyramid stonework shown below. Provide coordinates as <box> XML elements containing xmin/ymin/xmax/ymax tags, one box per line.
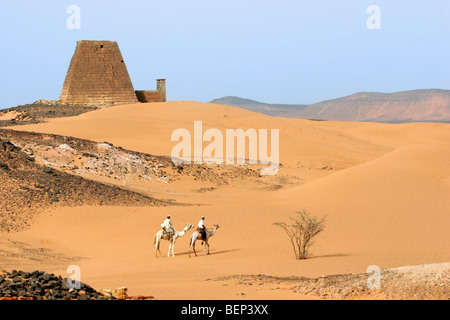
<box><xmin>60</xmin><ymin>41</ymin><xmax>139</xmax><ymax>105</ymax></box>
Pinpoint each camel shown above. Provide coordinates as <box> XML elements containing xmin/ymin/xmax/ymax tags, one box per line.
<box><xmin>188</xmin><ymin>224</ymin><xmax>219</xmax><ymax>258</ymax></box>
<box><xmin>154</xmin><ymin>224</ymin><xmax>194</xmax><ymax>257</ymax></box>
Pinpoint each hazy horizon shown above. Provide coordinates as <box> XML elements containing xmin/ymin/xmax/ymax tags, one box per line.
<box><xmin>1</xmin><ymin>0</ymin><xmax>449</xmax><ymax>109</ymax></box>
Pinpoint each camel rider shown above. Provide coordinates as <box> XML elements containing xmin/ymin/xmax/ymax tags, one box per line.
<box><xmin>161</xmin><ymin>215</ymin><xmax>174</xmax><ymax>236</ymax></box>
<box><xmin>197</xmin><ymin>216</ymin><xmax>206</xmax><ymax>241</ymax></box>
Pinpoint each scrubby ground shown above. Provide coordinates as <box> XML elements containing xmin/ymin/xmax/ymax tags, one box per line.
<box><xmin>210</xmin><ymin>263</ymin><xmax>449</xmax><ymax>300</ymax></box>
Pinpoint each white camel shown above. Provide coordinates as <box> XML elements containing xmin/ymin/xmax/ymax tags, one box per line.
<box><xmin>188</xmin><ymin>224</ymin><xmax>219</xmax><ymax>258</ymax></box>
<box><xmin>154</xmin><ymin>224</ymin><xmax>194</xmax><ymax>257</ymax></box>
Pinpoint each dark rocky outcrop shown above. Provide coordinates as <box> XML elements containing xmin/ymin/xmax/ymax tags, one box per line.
<box><xmin>0</xmin><ymin>270</ymin><xmax>113</xmax><ymax>300</ymax></box>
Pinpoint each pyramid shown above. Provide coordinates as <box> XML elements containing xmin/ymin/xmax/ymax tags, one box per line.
<box><xmin>60</xmin><ymin>40</ymin><xmax>138</xmax><ymax>105</ymax></box>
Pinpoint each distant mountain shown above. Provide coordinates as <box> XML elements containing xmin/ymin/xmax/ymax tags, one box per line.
<box><xmin>210</xmin><ymin>89</ymin><xmax>450</xmax><ymax>123</ymax></box>
<box><xmin>295</xmin><ymin>89</ymin><xmax>450</xmax><ymax>123</ymax></box>
<box><xmin>209</xmin><ymin>96</ymin><xmax>309</xmax><ymax>117</ymax></box>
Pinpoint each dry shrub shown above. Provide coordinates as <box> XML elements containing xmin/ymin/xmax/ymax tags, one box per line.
<box><xmin>274</xmin><ymin>209</ymin><xmax>326</xmax><ymax>260</ymax></box>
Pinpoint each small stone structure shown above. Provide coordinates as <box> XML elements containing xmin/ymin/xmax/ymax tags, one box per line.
<box><xmin>135</xmin><ymin>79</ymin><xmax>166</xmax><ymax>103</ymax></box>
<box><xmin>60</xmin><ymin>40</ymin><xmax>166</xmax><ymax>105</ymax></box>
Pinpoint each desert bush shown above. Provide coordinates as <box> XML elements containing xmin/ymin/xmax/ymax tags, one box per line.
<box><xmin>274</xmin><ymin>209</ymin><xmax>326</xmax><ymax>260</ymax></box>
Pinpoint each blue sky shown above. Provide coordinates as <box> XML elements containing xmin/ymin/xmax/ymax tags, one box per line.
<box><xmin>0</xmin><ymin>0</ymin><xmax>449</xmax><ymax>108</ymax></box>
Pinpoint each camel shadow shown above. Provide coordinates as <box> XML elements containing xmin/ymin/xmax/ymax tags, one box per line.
<box><xmin>165</xmin><ymin>248</ymin><xmax>240</xmax><ymax>257</ymax></box>
<box><xmin>208</xmin><ymin>248</ymin><xmax>240</xmax><ymax>256</ymax></box>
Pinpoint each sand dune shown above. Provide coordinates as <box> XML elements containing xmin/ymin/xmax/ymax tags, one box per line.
<box><xmin>275</xmin><ymin>144</ymin><xmax>450</xmax><ymax>261</ymax></box>
<box><xmin>2</xmin><ymin>101</ymin><xmax>449</xmax><ymax>299</ymax></box>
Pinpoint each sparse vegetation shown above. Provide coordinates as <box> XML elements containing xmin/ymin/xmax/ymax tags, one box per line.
<box><xmin>274</xmin><ymin>209</ymin><xmax>326</xmax><ymax>260</ymax></box>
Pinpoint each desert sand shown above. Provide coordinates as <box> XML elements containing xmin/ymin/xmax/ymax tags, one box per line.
<box><xmin>1</xmin><ymin>101</ymin><xmax>449</xmax><ymax>300</ymax></box>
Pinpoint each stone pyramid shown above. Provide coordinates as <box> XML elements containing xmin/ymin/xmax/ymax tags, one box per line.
<box><xmin>60</xmin><ymin>40</ymin><xmax>138</xmax><ymax>105</ymax></box>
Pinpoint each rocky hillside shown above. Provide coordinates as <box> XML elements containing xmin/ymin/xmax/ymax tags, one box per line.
<box><xmin>0</xmin><ymin>130</ymin><xmax>170</xmax><ymax>233</ymax></box>
<box><xmin>211</xmin><ymin>89</ymin><xmax>450</xmax><ymax>123</ymax></box>
<box><xmin>0</xmin><ymin>100</ymin><xmax>99</xmax><ymax>127</ymax></box>
<box><xmin>294</xmin><ymin>89</ymin><xmax>450</xmax><ymax>123</ymax></box>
